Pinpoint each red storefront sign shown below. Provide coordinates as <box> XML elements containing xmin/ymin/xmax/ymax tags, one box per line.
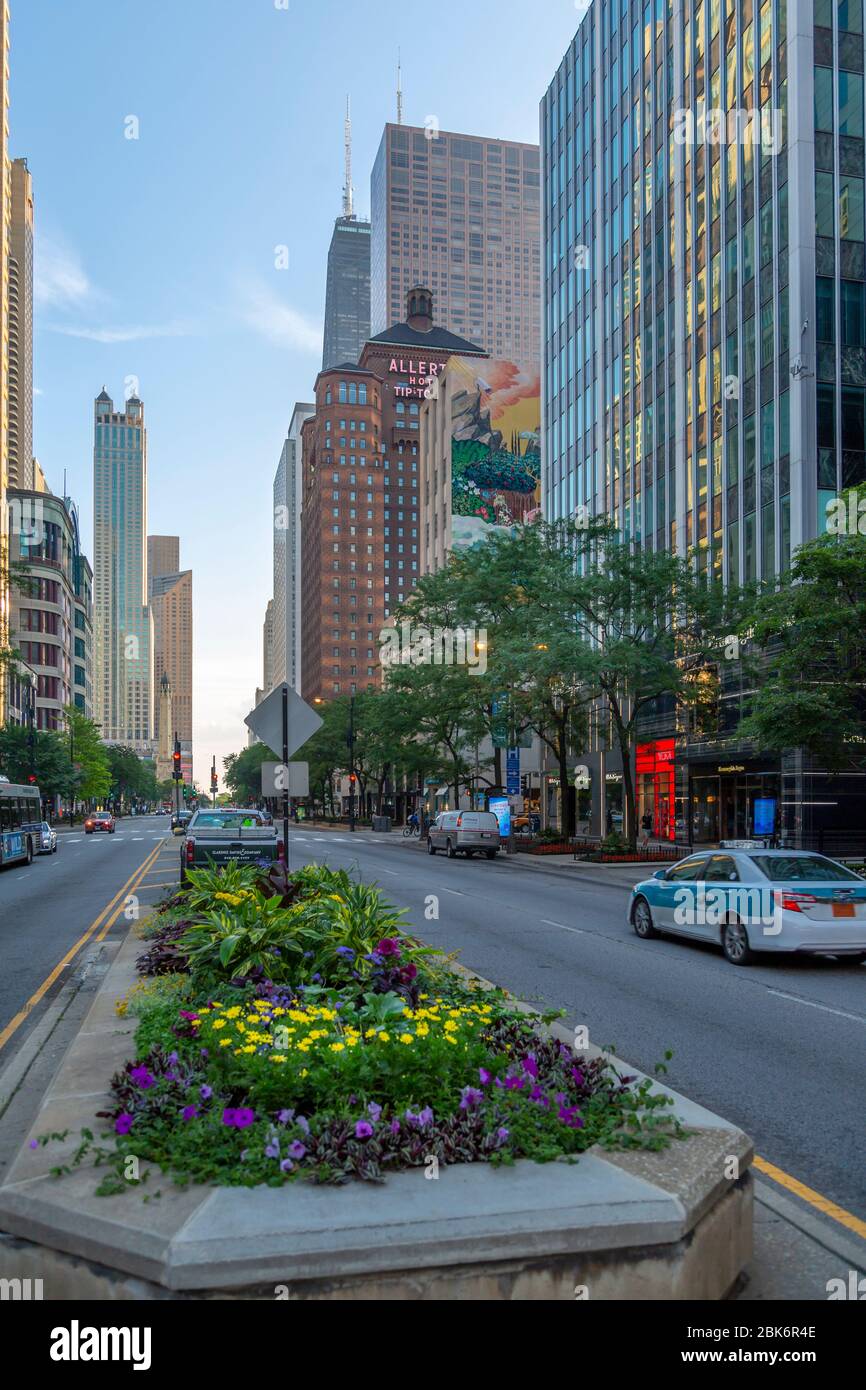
<box><xmin>636</xmin><ymin>738</ymin><xmax>676</xmax><ymax>841</ymax></box>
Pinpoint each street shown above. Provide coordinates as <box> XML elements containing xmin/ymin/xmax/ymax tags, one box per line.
<box><xmin>0</xmin><ymin>816</ymin><xmax>176</xmax><ymax>1052</ymax></box>
<box><xmin>283</xmin><ymin>830</ymin><xmax>866</xmax><ymax>1233</ymax></box>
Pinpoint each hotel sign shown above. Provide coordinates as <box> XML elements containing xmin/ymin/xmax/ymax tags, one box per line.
<box><xmin>389</xmin><ymin>358</ymin><xmax>444</xmax><ymax>399</ymax></box>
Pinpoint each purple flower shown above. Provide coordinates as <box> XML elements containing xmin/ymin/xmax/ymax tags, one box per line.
<box><xmin>336</xmin><ymin>946</ymin><xmax>355</xmax><ymax>957</ymax></box>
<box><xmin>389</xmin><ymin>1119</ymin><xmax>401</xmax><ymax>1135</ymax></box>
<box><xmin>523</xmin><ymin>1055</ymin><xmax>538</xmax><ymax>1079</ymax></box>
<box><xmin>29</xmin><ymin>1139</ymin><xmax>39</xmax><ymax>1150</ymax></box>
<box><xmin>571</xmin><ymin>1066</ymin><xmax>585</xmax><ymax>1088</ymax></box>
<box><xmin>167</xmin><ymin>1051</ymin><xmax>179</xmax><ymax>1065</ymax></box>
<box><xmin>296</xmin><ymin>1115</ymin><xmax>310</xmax><ymax>1136</ymax></box>
<box><xmin>529</xmin><ymin>1084</ymin><xmax>550</xmax><ymax>1108</ymax></box>
<box><xmin>280</xmin><ymin>1158</ymin><xmax>294</xmax><ymax>1173</ymax></box>
<box><xmin>115</xmin><ymin>1113</ymin><xmax>134</xmax><ymax>1136</ymax></box>
<box><xmin>497</xmin><ymin>1127</ymin><xmax>510</xmax><ymax>1143</ymax></box>
<box><xmin>479</xmin><ymin>1067</ymin><xmax>492</xmax><ymax>1086</ymax></box>
<box><xmin>288</xmin><ymin>1140</ymin><xmax>306</xmax><ymax>1159</ymax></box>
<box><xmin>200</xmin><ymin>1048</ymin><xmax>209</xmax><ymax>1059</ymax></box>
<box><xmin>181</xmin><ymin>1105</ymin><xmax>198</xmax><ymax>1122</ymax></box>
<box><xmin>179</xmin><ymin>1010</ymin><xmax>199</xmax><ymax>1023</ymax></box>
<box><xmin>367</xmin><ymin>1102</ymin><xmax>382</xmax><ymax>1122</ymax></box>
<box><xmin>265</xmin><ymin>1139</ymin><xmax>281</xmax><ymax>1159</ymax></box>
<box><xmin>417</xmin><ymin>1106</ymin><xmax>434</xmax><ymax>1129</ymax></box>
<box><xmin>200</xmin><ymin>1084</ymin><xmax>213</xmax><ymax>1101</ymax></box>
<box><xmin>504</xmin><ymin>1075</ymin><xmax>525</xmax><ymax>1091</ymax></box>
<box><xmin>557</xmin><ymin>1105</ymin><xmax>584</xmax><ymax>1130</ymax></box>
<box><xmin>375</xmin><ymin>937</ymin><xmax>402</xmax><ymax>958</ymax></box>
<box><xmin>460</xmin><ymin>1086</ymin><xmax>484</xmax><ymax>1111</ymax></box>
<box><xmin>355</xmin><ymin>1121</ymin><xmax>373</xmax><ymax>1140</ymax></box>
<box><xmin>222</xmin><ymin>1107</ymin><xmax>256</xmax><ymax>1130</ymax></box>
<box><xmin>130</xmin><ymin>1064</ymin><xmax>155</xmax><ymax>1090</ymax></box>
<box><xmin>277</xmin><ymin>1109</ymin><xmax>294</xmax><ymax>1126</ymax></box>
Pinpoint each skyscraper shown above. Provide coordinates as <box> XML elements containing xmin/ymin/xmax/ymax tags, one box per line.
<box><xmin>93</xmin><ymin>389</ymin><xmax>153</xmax><ymax>750</ymax></box>
<box><xmin>370</xmin><ymin>122</ymin><xmax>541</xmax><ymax>364</ymax></box>
<box><xmin>8</xmin><ymin>156</ymin><xmax>33</xmax><ymax>491</ymax></box>
<box><xmin>541</xmin><ymin>1</ymin><xmax>866</xmax><ymax>849</ymax></box>
<box><xmin>0</xmin><ymin>1</ymin><xmax>12</xmax><ymax>714</ymax></box>
<box><xmin>272</xmin><ymin>403</ymin><xmax>314</xmax><ymax>692</ymax></box>
<box><xmin>148</xmin><ymin>535</ymin><xmax>193</xmax><ymax>782</ymax></box>
<box><xmin>322</xmin><ymin>101</ymin><xmax>371</xmax><ymax>369</ymax></box>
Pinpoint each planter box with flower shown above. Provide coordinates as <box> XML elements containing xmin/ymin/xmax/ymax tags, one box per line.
<box><xmin>0</xmin><ymin>860</ymin><xmax>753</xmax><ymax>1298</ymax></box>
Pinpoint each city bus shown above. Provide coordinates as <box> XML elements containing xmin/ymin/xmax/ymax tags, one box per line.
<box><xmin>0</xmin><ymin>781</ymin><xmax>42</xmax><ymax>867</ymax></box>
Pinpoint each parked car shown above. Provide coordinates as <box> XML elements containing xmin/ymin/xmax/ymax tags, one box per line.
<box><xmin>85</xmin><ymin>811</ymin><xmax>115</xmax><ymax>835</ymax></box>
<box><xmin>629</xmin><ymin>848</ymin><xmax>866</xmax><ymax>966</ymax></box>
<box><xmin>180</xmin><ymin>807</ymin><xmax>281</xmax><ymax>883</ymax></box>
<box><xmin>427</xmin><ymin>810</ymin><xmax>501</xmax><ymax>859</ymax></box>
<box><xmin>37</xmin><ymin>821</ymin><xmax>58</xmax><ymax>855</ymax></box>
<box><xmin>171</xmin><ymin>810</ymin><xmax>193</xmax><ymax>836</ymax></box>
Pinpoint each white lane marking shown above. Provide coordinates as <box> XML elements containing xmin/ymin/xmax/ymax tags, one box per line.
<box><xmin>380</xmin><ymin>869</ymin><xmax>400</xmax><ymax>876</ymax></box>
<box><xmin>443</xmin><ymin>888</ymin><xmax>465</xmax><ymax>897</ymax></box>
<box><xmin>65</xmin><ymin>838</ymin><xmax>81</xmax><ymax>844</ymax></box>
<box><xmin>542</xmin><ymin>918</ymin><xmax>586</xmax><ymax>935</ymax></box>
<box><xmin>766</xmin><ymin>989</ymin><xmax>865</xmax><ymax>1024</ymax></box>
<box><xmin>132</xmin><ymin>837</ymin><xmax>145</xmax><ymax>841</ymax></box>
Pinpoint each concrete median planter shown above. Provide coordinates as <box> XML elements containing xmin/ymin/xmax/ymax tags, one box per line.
<box><xmin>0</xmin><ymin>928</ymin><xmax>753</xmax><ymax>1300</ymax></box>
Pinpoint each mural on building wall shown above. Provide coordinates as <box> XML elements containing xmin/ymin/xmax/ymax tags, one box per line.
<box><xmin>449</xmin><ymin>358</ymin><xmax>541</xmax><ymax>549</ymax></box>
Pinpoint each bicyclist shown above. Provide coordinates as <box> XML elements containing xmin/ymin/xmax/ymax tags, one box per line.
<box><xmin>408</xmin><ymin>810</ymin><xmax>420</xmax><ymax>833</ymax></box>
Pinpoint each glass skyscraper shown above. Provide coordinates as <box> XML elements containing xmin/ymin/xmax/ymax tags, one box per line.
<box><xmin>93</xmin><ymin>389</ymin><xmax>153</xmax><ymax>750</ymax></box>
<box><xmin>542</xmin><ymin>1</ymin><xmax>866</xmax><ymax>850</ymax></box>
<box><xmin>322</xmin><ymin>216</ymin><xmax>371</xmax><ymax>370</ymax></box>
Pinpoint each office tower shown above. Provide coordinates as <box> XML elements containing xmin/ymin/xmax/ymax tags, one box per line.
<box><xmin>272</xmin><ymin>403</ymin><xmax>314</xmax><ymax>692</ymax></box>
<box><xmin>93</xmin><ymin>389</ymin><xmax>153</xmax><ymax>750</ymax></box>
<box><xmin>8</xmin><ymin>156</ymin><xmax>33</xmax><ymax>490</ymax></box>
<box><xmin>541</xmin><ymin>1</ymin><xmax>866</xmax><ymax>849</ymax></box>
<box><xmin>322</xmin><ymin>101</ymin><xmax>371</xmax><ymax>369</ymax></box>
<box><xmin>263</xmin><ymin>598</ymin><xmax>275</xmax><ymax>693</ymax></box>
<box><xmin>148</xmin><ymin>535</ymin><xmax>192</xmax><ymax>782</ymax></box>
<box><xmin>301</xmin><ymin>288</ymin><xmax>485</xmax><ymax>702</ymax></box>
<box><xmin>6</xmin><ymin>488</ymin><xmax>93</xmax><ymax>728</ymax></box>
<box><xmin>370</xmin><ymin>122</ymin><xmax>541</xmax><ymax>364</ymax></box>
<box><xmin>0</xmin><ymin>1</ymin><xmax>11</xmax><ymax>716</ymax></box>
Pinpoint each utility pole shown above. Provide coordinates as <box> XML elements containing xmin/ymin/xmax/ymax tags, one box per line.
<box><xmin>210</xmin><ymin>756</ymin><xmax>217</xmax><ymax>807</ymax></box>
<box><xmin>173</xmin><ymin>733</ymin><xmax>182</xmax><ymax>817</ymax></box>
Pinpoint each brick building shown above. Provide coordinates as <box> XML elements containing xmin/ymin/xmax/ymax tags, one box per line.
<box><xmin>300</xmin><ymin>287</ymin><xmax>485</xmax><ymax>702</ymax></box>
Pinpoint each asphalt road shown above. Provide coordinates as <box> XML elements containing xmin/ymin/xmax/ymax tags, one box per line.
<box><xmin>0</xmin><ymin>815</ymin><xmax>176</xmax><ymax>1047</ymax></box>
<box><xmin>284</xmin><ymin>828</ymin><xmax>866</xmax><ymax>1230</ymax></box>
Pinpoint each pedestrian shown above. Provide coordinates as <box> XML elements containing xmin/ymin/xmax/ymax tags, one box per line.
<box><xmin>606</xmin><ymin>807</ymin><xmax>613</xmax><ymax>836</ymax></box>
<box><xmin>641</xmin><ymin>811</ymin><xmax>652</xmax><ymax>846</ymax></box>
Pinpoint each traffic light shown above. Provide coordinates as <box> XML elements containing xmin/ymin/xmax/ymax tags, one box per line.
<box><xmin>173</xmin><ymin>750</ymin><xmax>182</xmax><ymax>780</ymax></box>
<box><xmin>27</xmin><ymin>773</ymin><xmax>37</xmax><ymax>785</ymax></box>
<box><xmin>349</xmin><ymin>774</ymin><xmax>357</xmax><ymax>786</ymax></box>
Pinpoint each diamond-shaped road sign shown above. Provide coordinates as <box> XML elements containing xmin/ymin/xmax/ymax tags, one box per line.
<box><xmin>244</xmin><ymin>685</ymin><xmax>323</xmax><ymax>761</ymax></box>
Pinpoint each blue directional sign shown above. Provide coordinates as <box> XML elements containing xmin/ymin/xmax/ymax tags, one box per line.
<box><xmin>506</xmin><ymin>748</ymin><xmax>521</xmax><ymax>796</ymax></box>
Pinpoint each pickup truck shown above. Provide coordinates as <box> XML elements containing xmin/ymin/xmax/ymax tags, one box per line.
<box><xmin>180</xmin><ymin>807</ymin><xmax>285</xmax><ymax>882</ymax></box>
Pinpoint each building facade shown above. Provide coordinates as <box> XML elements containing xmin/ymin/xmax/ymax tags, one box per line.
<box><xmin>272</xmin><ymin>403</ymin><xmax>314</xmax><ymax>693</ymax></box>
<box><xmin>541</xmin><ymin>0</ymin><xmax>866</xmax><ymax>851</ymax></box>
<box><xmin>93</xmin><ymin>389</ymin><xmax>153</xmax><ymax>751</ymax></box>
<box><xmin>370</xmin><ymin>123</ymin><xmax>541</xmax><ymax>365</ymax></box>
<box><xmin>8</xmin><ymin>155</ymin><xmax>32</xmax><ymax>492</ymax></box>
<box><xmin>0</xmin><ymin>2</ymin><xmax>12</xmax><ymax>716</ymax></box>
<box><xmin>6</xmin><ymin>488</ymin><xmax>93</xmax><ymax>729</ymax></box>
<box><xmin>300</xmin><ymin>287</ymin><xmax>486</xmax><ymax>702</ymax></box>
<box><xmin>323</xmin><ymin>217</ymin><xmax>371</xmax><ymax>370</ymax></box>
<box><xmin>148</xmin><ymin>536</ymin><xmax>192</xmax><ymax>784</ymax></box>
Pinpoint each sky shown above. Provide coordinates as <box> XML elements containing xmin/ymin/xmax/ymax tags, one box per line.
<box><xmin>11</xmin><ymin>0</ymin><xmax>582</xmax><ymax>785</ymax></box>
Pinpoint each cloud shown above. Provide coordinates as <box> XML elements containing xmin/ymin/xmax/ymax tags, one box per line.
<box><xmin>47</xmin><ymin>320</ymin><xmax>193</xmax><ymax>344</ymax></box>
<box><xmin>35</xmin><ymin>235</ymin><xmax>93</xmax><ymax>309</ymax></box>
<box><xmin>240</xmin><ymin>281</ymin><xmax>322</xmax><ymax>354</ymax></box>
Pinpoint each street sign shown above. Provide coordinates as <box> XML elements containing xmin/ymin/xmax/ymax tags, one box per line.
<box><xmin>261</xmin><ymin>762</ymin><xmax>310</xmax><ymax>797</ymax></box>
<box><xmin>506</xmin><ymin>748</ymin><xmax>521</xmax><ymax>796</ymax></box>
<box><xmin>244</xmin><ymin>685</ymin><xmax>323</xmax><ymax>760</ymax></box>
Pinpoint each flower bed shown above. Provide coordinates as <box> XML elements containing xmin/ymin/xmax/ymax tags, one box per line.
<box><xmin>43</xmin><ymin>862</ymin><xmax>684</xmax><ymax>1190</ymax></box>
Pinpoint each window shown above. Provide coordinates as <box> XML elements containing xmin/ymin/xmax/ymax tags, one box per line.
<box><xmin>840</xmin><ymin>175</ymin><xmax>865</xmax><ymax>240</ymax></box>
<box><xmin>816</xmin><ymin>172</ymin><xmax>835</xmax><ymax>238</ymax></box>
<box><xmin>816</xmin><ymin>277</ymin><xmax>835</xmax><ymax>341</ymax></box>
<box><xmin>666</xmin><ymin>856</ymin><xmax>709</xmax><ymax>882</ymax></box>
<box><xmin>839</xmin><ymin>71</ymin><xmax>864</xmax><ymax>137</ymax></box>
<box><xmin>842</xmin><ymin>280</ymin><xmax>865</xmax><ymax>345</ymax></box>
<box><xmin>704</xmin><ymin>855</ymin><xmax>740</xmax><ymax>882</ymax></box>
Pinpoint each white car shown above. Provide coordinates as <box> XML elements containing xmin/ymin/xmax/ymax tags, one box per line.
<box><xmin>37</xmin><ymin>821</ymin><xmax>58</xmax><ymax>855</ymax></box>
<box><xmin>629</xmin><ymin>849</ymin><xmax>866</xmax><ymax>966</ymax></box>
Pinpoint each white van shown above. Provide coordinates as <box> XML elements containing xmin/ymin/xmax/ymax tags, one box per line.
<box><xmin>427</xmin><ymin>810</ymin><xmax>501</xmax><ymax>859</ymax></box>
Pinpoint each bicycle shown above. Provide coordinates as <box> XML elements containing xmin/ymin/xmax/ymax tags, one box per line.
<box><xmin>402</xmin><ymin>822</ymin><xmax>421</xmax><ymax>837</ymax></box>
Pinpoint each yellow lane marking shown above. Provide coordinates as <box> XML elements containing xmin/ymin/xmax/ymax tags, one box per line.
<box><xmin>754</xmin><ymin>1155</ymin><xmax>866</xmax><ymax>1241</ymax></box>
<box><xmin>0</xmin><ymin>842</ymin><xmax>163</xmax><ymax>1054</ymax></box>
<box><xmin>95</xmin><ymin>849</ymin><xmax>173</xmax><ymax>942</ymax></box>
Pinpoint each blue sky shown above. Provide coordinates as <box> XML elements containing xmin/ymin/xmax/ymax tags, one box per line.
<box><xmin>12</xmin><ymin>0</ymin><xmax>580</xmax><ymax>784</ymax></box>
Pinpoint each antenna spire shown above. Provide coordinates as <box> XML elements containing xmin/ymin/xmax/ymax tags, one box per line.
<box><xmin>397</xmin><ymin>49</ymin><xmax>403</xmax><ymax>125</ymax></box>
<box><xmin>342</xmin><ymin>95</ymin><xmax>354</xmax><ymax>218</ymax></box>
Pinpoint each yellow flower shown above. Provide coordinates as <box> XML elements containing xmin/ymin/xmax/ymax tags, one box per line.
<box><xmin>377</xmin><ymin>1032</ymin><xmax>391</xmax><ymax>1044</ymax></box>
<box><xmin>242</xmin><ymin>1045</ymin><xmax>256</xmax><ymax>1055</ymax></box>
<box><xmin>225</xmin><ymin>1006</ymin><xmax>242</xmax><ymax>1020</ymax></box>
<box><xmin>219</xmin><ymin>1038</ymin><xmax>232</xmax><ymax>1048</ymax></box>
<box><xmin>300</xmin><ymin>1068</ymin><xmax>309</xmax><ymax>1078</ymax></box>
<box><xmin>444</xmin><ymin>1034</ymin><xmax>458</xmax><ymax>1045</ymax></box>
<box><xmin>330</xmin><ymin>1042</ymin><xmax>346</xmax><ymax>1053</ymax></box>
<box><xmin>346</xmin><ymin>1037</ymin><xmax>359</xmax><ymax>1048</ymax></box>
<box><xmin>270</xmin><ymin>1055</ymin><xmax>287</xmax><ymax>1064</ymax></box>
<box><xmin>399</xmin><ymin>1034</ymin><xmax>414</xmax><ymax>1045</ymax></box>
<box><xmin>415</xmin><ymin>1022</ymin><xmax>429</xmax><ymax>1037</ymax></box>
<box><xmin>443</xmin><ymin>1020</ymin><xmax>458</xmax><ymax>1033</ymax></box>
<box><xmin>211</xmin><ymin>1019</ymin><xmax>226</xmax><ymax>1031</ymax></box>
<box><xmin>365</xmin><ymin>1028</ymin><xmax>377</xmax><ymax>1039</ymax></box>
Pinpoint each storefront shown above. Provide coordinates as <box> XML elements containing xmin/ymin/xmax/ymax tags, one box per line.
<box><xmin>636</xmin><ymin>739</ymin><xmax>676</xmax><ymax>841</ymax></box>
<box><xmin>688</xmin><ymin>758</ymin><xmax>781</xmax><ymax>845</ymax></box>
